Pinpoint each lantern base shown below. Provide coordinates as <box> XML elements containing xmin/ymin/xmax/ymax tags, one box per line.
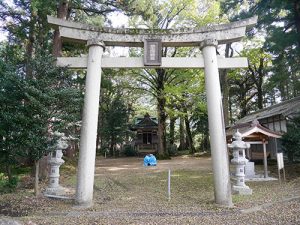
<box><xmin>44</xmin><ymin>186</ymin><xmax>66</xmax><ymax>196</ymax></box>
<box><xmin>232</xmin><ymin>185</ymin><xmax>252</xmax><ymax>195</ymax></box>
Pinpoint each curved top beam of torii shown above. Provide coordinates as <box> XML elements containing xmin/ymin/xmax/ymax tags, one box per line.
<box><xmin>47</xmin><ymin>15</ymin><xmax>257</xmax><ymax>47</ymax></box>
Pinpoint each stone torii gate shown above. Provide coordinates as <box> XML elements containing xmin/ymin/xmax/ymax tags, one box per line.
<box><xmin>48</xmin><ymin>15</ymin><xmax>257</xmax><ymax>207</ymax></box>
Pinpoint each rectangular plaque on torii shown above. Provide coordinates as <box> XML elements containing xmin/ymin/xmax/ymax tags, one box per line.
<box><xmin>144</xmin><ymin>39</ymin><xmax>162</xmax><ymax>66</ymax></box>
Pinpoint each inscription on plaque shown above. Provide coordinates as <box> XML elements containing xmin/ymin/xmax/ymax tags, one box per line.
<box><xmin>149</xmin><ymin>44</ymin><xmax>156</xmax><ymax>60</ymax></box>
<box><xmin>144</xmin><ymin>39</ymin><xmax>162</xmax><ymax>66</ymax></box>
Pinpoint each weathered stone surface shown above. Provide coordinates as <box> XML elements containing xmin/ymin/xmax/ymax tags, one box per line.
<box><xmin>245</xmin><ymin>161</ymin><xmax>256</xmax><ymax>177</ymax></box>
<box><xmin>47</xmin><ymin>15</ymin><xmax>257</xmax><ymax>47</ymax></box>
<box><xmin>228</xmin><ymin>131</ymin><xmax>253</xmax><ymax>195</ymax></box>
<box><xmin>75</xmin><ymin>41</ymin><xmax>104</xmax><ymax>207</ymax></box>
<box><xmin>44</xmin><ymin>136</ymin><xmax>68</xmax><ymax>197</ymax></box>
<box><xmin>58</xmin><ymin>26</ymin><xmax>246</xmax><ymax>47</ymax></box>
<box><xmin>202</xmin><ymin>43</ymin><xmax>232</xmax><ymax>206</ymax></box>
<box><xmin>200</xmin><ymin>39</ymin><xmax>218</xmax><ymax>49</ymax></box>
<box><xmin>87</xmin><ymin>39</ymin><xmax>105</xmax><ymax>48</ymax></box>
<box><xmin>233</xmin><ymin>185</ymin><xmax>253</xmax><ymax>195</ymax></box>
<box><xmin>56</xmin><ymin>56</ymin><xmax>248</xmax><ymax>69</ymax></box>
<box><xmin>48</xmin><ymin>15</ymin><xmax>257</xmax><ymax>35</ymax></box>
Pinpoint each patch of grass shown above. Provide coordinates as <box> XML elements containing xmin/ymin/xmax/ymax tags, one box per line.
<box><xmin>0</xmin><ymin>173</ymin><xmax>20</xmax><ymax>193</ymax></box>
<box><xmin>232</xmin><ymin>178</ymin><xmax>300</xmax><ymax>208</ymax></box>
<box><xmin>0</xmin><ymin>189</ymin><xmax>70</xmax><ymax>217</ymax></box>
<box><xmin>90</xmin><ymin>169</ymin><xmax>217</xmax><ymax>212</ymax></box>
<box><xmin>232</xmin><ymin>193</ymin><xmax>252</xmax><ymax>203</ymax></box>
<box><xmin>63</xmin><ymin>174</ymin><xmax>77</xmax><ymax>186</ymax></box>
<box><xmin>0</xmin><ymin>157</ymin><xmax>299</xmax><ymax>224</ymax></box>
<box><xmin>0</xmin><ymin>165</ymin><xmax>34</xmax><ymax>193</ymax></box>
<box><xmin>0</xmin><ymin>173</ymin><xmax>7</xmax><ymax>189</ymax></box>
<box><xmin>60</xmin><ymin>160</ymin><xmax>77</xmax><ymax>186</ymax></box>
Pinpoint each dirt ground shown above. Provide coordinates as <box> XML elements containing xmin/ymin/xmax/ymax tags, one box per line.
<box><xmin>94</xmin><ymin>156</ymin><xmax>212</xmax><ymax>175</ymax></box>
<box><xmin>1</xmin><ymin>156</ymin><xmax>300</xmax><ymax>225</ymax></box>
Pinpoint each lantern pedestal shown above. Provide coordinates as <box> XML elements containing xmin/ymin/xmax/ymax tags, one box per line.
<box><xmin>44</xmin><ymin>150</ymin><xmax>66</xmax><ymax>196</ymax></box>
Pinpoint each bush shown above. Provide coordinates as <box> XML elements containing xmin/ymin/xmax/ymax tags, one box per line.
<box><xmin>7</xmin><ymin>176</ymin><xmax>19</xmax><ymax>188</ymax></box>
<box><xmin>0</xmin><ymin>174</ymin><xmax>19</xmax><ymax>193</ymax></box>
<box><xmin>168</xmin><ymin>144</ymin><xmax>178</xmax><ymax>156</ymax></box>
<box><xmin>123</xmin><ymin>145</ymin><xmax>137</xmax><ymax>157</ymax></box>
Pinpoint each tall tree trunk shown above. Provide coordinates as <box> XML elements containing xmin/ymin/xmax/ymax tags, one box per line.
<box><xmin>249</xmin><ymin>57</ymin><xmax>265</xmax><ymax>109</ymax></box>
<box><xmin>291</xmin><ymin>71</ymin><xmax>298</xmax><ymax>97</ymax></box>
<box><xmin>239</xmin><ymin>82</ymin><xmax>250</xmax><ymax>118</ymax></box>
<box><xmin>98</xmin><ymin>89</ymin><xmax>105</xmax><ymax>151</ymax></box>
<box><xmin>6</xmin><ymin>164</ymin><xmax>13</xmax><ymax>184</ymax></box>
<box><xmin>169</xmin><ymin>116</ymin><xmax>176</xmax><ymax>145</ymax></box>
<box><xmin>220</xmin><ymin>69</ymin><xmax>229</xmax><ymax>126</ymax></box>
<box><xmin>184</xmin><ymin>113</ymin><xmax>195</xmax><ymax>154</ymax></box>
<box><xmin>38</xmin><ymin>155</ymin><xmax>50</xmax><ymax>180</ymax></box>
<box><xmin>53</xmin><ymin>0</ymin><xmax>69</xmax><ymax>57</ymax></box>
<box><xmin>157</xmin><ymin>97</ymin><xmax>167</xmax><ymax>157</ymax></box>
<box><xmin>286</xmin><ymin>80</ymin><xmax>290</xmax><ymax>100</ymax></box>
<box><xmin>257</xmin><ymin>85</ymin><xmax>263</xmax><ymax>109</ymax></box>
<box><xmin>220</xmin><ymin>43</ymin><xmax>233</xmax><ymax>126</ymax></box>
<box><xmin>34</xmin><ymin>160</ymin><xmax>40</xmax><ymax>197</ymax></box>
<box><xmin>179</xmin><ymin>116</ymin><xmax>185</xmax><ymax>151</ymax></box>
<box><xmin>110</xmin><ymin>136</ymin><xmax>115</xmax><ymax>156</ymax></box>
<box><xmin>25</xmin><ymin>9</ymin><xmax>36</xmax><ymax>78</ymax></box>
<box><xmin>229</xmin><ymin>95</ymin><xmax>233</xmax><ymax>124</ymax></box>
<box><xmin>294</xmin><ymin>1</ymin><xmax>300</xmax><ymax>45</ymax></box>
<box><xmin>279</xmin><ymin>82</ymin><xmax>286</xmax><ymax>100</ymax></box>
<box><xmin>96</xmin><ymin>134</ymin><xmax>100</xmax><ymax>153</ymax></box>
<box><xmin>156</xmin><ymin>69</ymin><xmax>168</xmax><ymax>158</ymax></box>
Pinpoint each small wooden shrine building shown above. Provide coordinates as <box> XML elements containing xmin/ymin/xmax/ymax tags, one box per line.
<box><xmin>226</xmin><ymin>120</ymin><xmax>282</xmax><ymax>178</ymax></box>
<box><xmin>130</xmin><ymin>114</ymin><xmax>158</xmax><ymax>155</ymax></box>
<box><xmin>234</xmin><ymin>96</ymin><xmax>300</xmax><ymax>159</ymax></box>
<box><xmin>236</xmin><ymin>96</ymin><xmax>300</xmax><ymax>134</ymax></box>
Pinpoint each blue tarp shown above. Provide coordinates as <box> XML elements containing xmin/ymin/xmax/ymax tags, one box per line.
<box><xmin>143</xmin><ymin>154</ymin><xmax>157</xmax><ymax>166</ymax></box>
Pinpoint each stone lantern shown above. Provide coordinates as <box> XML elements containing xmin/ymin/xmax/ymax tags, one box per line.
<box><xmin>44</xmin><ymin>133</ymin><xmax>68</xmax><ymax>196</ymax></box>
<box><xmin>228</xmin><ymin>131</ymin><xmax>252</xmax><ymax>195</ymax></box>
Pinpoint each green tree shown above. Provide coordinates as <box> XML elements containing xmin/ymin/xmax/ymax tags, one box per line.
<box><xmin>101</xmin><ymin>94</ymin><xmax>129</xmax><ymax>156</ymax></box>
<box><xmin>0</xmin><ymin>49</ymin><xmax>26</xmax><ymax>185</ymax></box>
<box><xmin>52</xmin><ymin>0</ymin><xmax>155</xmax><ymax>56</ymax></box>
<box><xmin>129</xmin><ymin>0</ymin><xmax>224</xmax><ymax>158</ymax></box>
<box><xmin>164</xmin><ymin>68</ymin><xmax>206</xmax><ymax>153</ymax></box>
<box><xmin>26</xmin><ymin>50</ymin><xmax>82</xmax><ymax>194</ymax></box>
<box><xmin>221</xmin><ymin>0</ymin><xmax>300</xmax><ymax>100</ymax></box>
<box><xmin>0</xmin><ymin>0</ymin><xmax>85</xmax><ymax>193</ymax></box>
<box><xmin>190</xmin><ymin>102</ymin><xmax>210</xmax><ymax>152</ymax></box>
<box><xmin>226</xmin><ymin>41</ymin><xmax>272</xmax><ymax>120</ymax></box>
<box><xmin>282</xmin><ymin>116</ymin><xmax>300</xmax><ymax>162</ymax></box>
<box><xmin>0</xmin><ymin>42</ymin><xmax>82</xmax><ymax>194</ymax></box>
<box><xmin>0</xmin><ymin>0</ymin><xmax>57</xmax><ymax>77</ymax></box>
<box><xmin>97</xmin><ymin>69</ymin><xmax>138</xmax><ymax>156</ymax></box>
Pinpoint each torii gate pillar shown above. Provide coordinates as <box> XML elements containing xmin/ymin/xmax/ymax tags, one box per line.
<box><xmin>201</xmin><ymin>39</ymin><xmax>232</xmax><ymax>206</ymax></box>
<box><xmin>76</xmin><ymin>39</ymin><xmax>105</xmax><ymax>206</ymax></box>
